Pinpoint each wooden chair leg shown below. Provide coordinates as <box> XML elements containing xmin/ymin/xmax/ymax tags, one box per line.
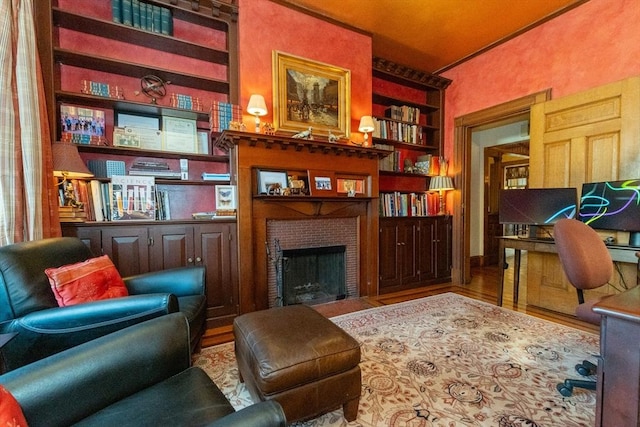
<box><xmin>343</xmin><ymin>397</ymin><xmax>360</xmax><ymax>422</ymax></box>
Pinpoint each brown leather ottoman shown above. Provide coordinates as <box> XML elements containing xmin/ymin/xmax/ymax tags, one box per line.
<box><xmin>233</xmin><ymin>304</ymin><xmax>361</xmax><ymax>423</ymax></box>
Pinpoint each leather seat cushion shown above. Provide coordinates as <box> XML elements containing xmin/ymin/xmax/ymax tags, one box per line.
<box><xmin>75</xmin><ymin>367</ymin><xmax>234</xmax><ymax>426</ymax></box>
<box><xmin>233</xmin><ymin>304</ymin><xmax>360</xmax><ymax>395</ymax></box>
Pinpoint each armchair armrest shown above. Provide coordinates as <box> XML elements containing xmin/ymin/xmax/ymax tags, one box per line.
<box><xmin>0</xmin><ymin>293</ymin><xmax>178</xmax><ymax>372</ymax></box>
<box><xmin>0</xmin><ymin>313</ymin><xmax>191</xmax><ymax>427</ymax></box>
<box><xmin>124</xmin><ymin>266</ymin><xmax>205</xmax><ymax>297</ymax></box>
<box><xmin>208</xmin><ymin>400</ymin><xmax>287</xmax><ymax>427</ymax></box>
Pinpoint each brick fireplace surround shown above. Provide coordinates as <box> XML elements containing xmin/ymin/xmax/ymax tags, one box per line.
<box><xmin>216</xmin><ymin>131</ymin><xmax>388</xmax><ymax>315</ymax></box>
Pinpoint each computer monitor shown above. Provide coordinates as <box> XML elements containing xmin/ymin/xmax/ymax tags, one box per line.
<box><xmin>499</xmin><ymin>188</ymin><xmax>577</xmax><ymax>225</ymax></box>
<box><xmin>578</xmin><ymin>179</ymin><xmax>640</xmax><ymax>246</ymax></box>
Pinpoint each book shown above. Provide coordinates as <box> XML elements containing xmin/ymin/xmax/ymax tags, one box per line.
<box><xmin>89</xmin><ymin>180</ymin><xmax>105</xmax><ymax>221</ymax></box>
<box><xmin>152</xmin><ymin>5</ymin><xmax>161</xmax><ymax>33</ymax></box>
<box><xmin>110</xmin><ymin>175</ymin><xmax>156</xmax><ymax>220</ymax></box>
<box><xmin>112</xmin><ymin>0</ymin><xmax>122</xmax><ymax>24</ymax></box>
<box><xmin>160</xmin><ymin>7</ymin><xmax>172</xmax><ymax>36</ymax></box>
<box><xmin>121</xmin><ymin>0</ymin><xmax>133</xmax><ymax>26</ymax></box>
<box><xmin>132</xmin><ymin>0</ymin><xmax>140</xmax><ymax>28</ymax></box>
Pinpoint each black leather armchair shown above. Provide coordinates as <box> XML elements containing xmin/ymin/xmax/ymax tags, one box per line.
<box><xmin>0</xmin><ymin>313</ymin><xmax>286</xmax><ymax>427</ymax></box>
<box><xmin>0</xmin><ymin>237</ymin><xmax>206</xmax><ymax>372</ymax></box>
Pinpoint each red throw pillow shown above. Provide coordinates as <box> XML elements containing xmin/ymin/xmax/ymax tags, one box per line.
<box><xmin>45</xmin><ymin>255</ymin><xmax>129</xmax><ymax>307</ymax></box>
<box><xmin>0</xmin><ymin>385</ymin><xmax>28</xmax><ymax>426</ymax></box>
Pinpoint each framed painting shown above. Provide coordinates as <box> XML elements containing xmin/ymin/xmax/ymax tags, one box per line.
<box><xmin>336</xmin><ymin>177</ymin><xmax>366</xmax><ymax>197</ymax></box>
<box><xmin>215</xmin><ymin>185</ymin><xmax>237</xmax><ymax>211</ymax></box>
<box><xmin>272</xmin><ymin>51</ymin><xmax>351</xmax><ymax>138</ymax></box>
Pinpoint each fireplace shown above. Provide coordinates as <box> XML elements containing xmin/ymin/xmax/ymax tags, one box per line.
<box><xmin>280</xmin><ymin>245</ymin><xmax>346</xmax><ymax>306</ymax></box>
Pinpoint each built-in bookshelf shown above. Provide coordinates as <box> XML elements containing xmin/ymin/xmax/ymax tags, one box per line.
<box><xmin>372</xmin><ymin>58</ymin><xmax>453</xmax><ymax>293</ymax></box>
<box><xmin>36</xmin><ymin>0</ymin><xmax>240</xmax><ymax>327</ymax></box>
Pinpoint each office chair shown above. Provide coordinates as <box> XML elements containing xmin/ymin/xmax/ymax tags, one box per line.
<box><xmin>553</xmin><ymin>218</ymin><xmax>613</xmax><ymax>397</ymax></box>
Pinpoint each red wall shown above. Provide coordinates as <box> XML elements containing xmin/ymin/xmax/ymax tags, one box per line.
<box><xmin>441</xmin><ymin>0</ymin><xmax>640</xmax><ymax>164</ymax></box>
<box><xmin>237</xmin><ymin>0</ymin><xmax>372</xmax><ymax>142</ymax></box>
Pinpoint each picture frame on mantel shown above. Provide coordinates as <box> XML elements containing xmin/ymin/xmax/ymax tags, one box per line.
<box><xmin>308</xmin><ymin>170</ymin><xmax>337</xmax><ymax>196</ymax></box>
<box><xmin>272</xmin><ymin>51</ymin><xmax>351</xmax><ymax>139</ymax></box>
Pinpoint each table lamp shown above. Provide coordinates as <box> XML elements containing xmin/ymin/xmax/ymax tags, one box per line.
<box><xmin>52</xmin><ymin>142</ymin><xmax>93</xmax><ymax>208</ymax></box>
<box><xmin>246</xmin><ymin>94</ymin><xmax>268</xmax><ymax>133</ymax></box>
<box><xmin>358</xmin><ymin>115</ymin><xmax>375</xmax><ymax>146</ymax></box>
<box><xmin>429</xmin><ymin>175</ymin><xmax>454</xmax><ymax>215</ymax></box>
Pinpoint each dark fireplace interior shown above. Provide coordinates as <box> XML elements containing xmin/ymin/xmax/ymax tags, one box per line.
<box><xmin>280</xmin><ymin>245</ymin><xmax>347</xmax><ymax>306</ymax></box>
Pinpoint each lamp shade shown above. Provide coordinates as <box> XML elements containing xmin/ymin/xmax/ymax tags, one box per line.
<box><xmin>52</xmin><ymin>142</ymin><xmax>93</xmax><ymax>178</ymax></box>
<box><xmin>358</xmin><ymin>115</ymin><xmax>375</xmax><ymax>133</ymax></box>
<box><xmin>246</xmin><ymin>94</ymin><xmax>268</xmax><ymax>116</ymax></box>
<box><xmin>429</xmin><ymin>175</ymin><xmax>454</xmax><ymax>192</ymax></box>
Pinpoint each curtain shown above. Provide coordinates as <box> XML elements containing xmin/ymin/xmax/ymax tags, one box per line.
<box><xmin>0</xmin><ymin>0</ymin><xmax>59</xmax><ymax>245</ymax></box>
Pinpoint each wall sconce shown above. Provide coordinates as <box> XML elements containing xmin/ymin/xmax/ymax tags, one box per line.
<box><xmin>246</xmin><ymin>94</ymin><xmax>268</xmax><ymax>133</ymax></box>
<box><xmin>429</xmin><ymin>175</ymin><xmax>454</xmax><ymax>215</ymax></box>
<box><xmin>358</xmin><ymin>115</ymin><xmax>375</xmax><ymax>146</ymax></box>
<box><xmin>52</xmin><ymin>142</ymin><xmax>93</xmax><ymax>208</ymax></box>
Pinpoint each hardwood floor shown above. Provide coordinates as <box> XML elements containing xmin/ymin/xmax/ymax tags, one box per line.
<box><xmin>201</xmin><ymin>257</ymin><xmax>598</xmax><ymax>348</ymax></box>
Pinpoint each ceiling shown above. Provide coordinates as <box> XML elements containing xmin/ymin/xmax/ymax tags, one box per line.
<box><xmin>277</xmin><ymin>0</ymin><xmax>587</xmax><ymax>74</ymax></box>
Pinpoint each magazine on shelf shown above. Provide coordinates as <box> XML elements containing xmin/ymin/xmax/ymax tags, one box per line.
<box><xmin>110</xmin><ymin>175</ymin><xmax>156</xmax><ymax>221</ymax></box>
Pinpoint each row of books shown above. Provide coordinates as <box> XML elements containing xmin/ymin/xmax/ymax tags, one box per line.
<box><xmin>374</xmin><ymin>144</ymin><xmax>412</xmax><ymax>173</ymax></box>
<box><xmin>372</xmin><ymin>118</ymin><xmax>424</xmax><ymax>145</ymax></box>
<box><xmin>61</xmin><ymin>176</ymin><xmax>172</xmax><ymax>222</ymax></box>
<box><xmin>112</xmin><ymin>0</ymin><xmax>173</xmax><ymax>36</ymax></box>
<box><xmin>379</xmin><ymin>192</ymin><xmax>439</xmax><ymax>217</ymax></box>
<box><xmin>209</xmin><ymin>101</ymin><xmax>243</xmax><ymax>133</ymax></box>
<box><xmin>385</xmin><ymin>105</ymin><xmax>422</xmax><ymax>124</ymax></box>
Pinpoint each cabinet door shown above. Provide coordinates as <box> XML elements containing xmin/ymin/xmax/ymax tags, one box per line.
<box><xmin>435</xmin><ymin>217</ymin><xmax>452</xmax><ymax>278</ymax></box>
<box><xmin>379</xmin><ymin>221</ymin><xmax>401</xmax><ymax>290</ymax></box>
<box><xmin>149</xmin><ymin>225</ymin><xmax>195</xmax><ymax>271</ymax></box>
<box><xmin>101</xmin><ymin>226</ymin><xmax>149</xmax><ymax>277</ymax></box>
<box><xmin>195</xmin><ymin>223</ymin><xmax>238</xmax><ymax>325</ymax></box>
<box><xmin>418</xmin><ymin>218</ymin><xmax>436</xmax><ymax>281</ymax></box>
<box><xmin>61</xmin><ymin>225</ymin><xmax>102</xmax><ymax>257</ymax></box>
<box><xmin>398</xmin><ymin>220</ymin><xmax>419</xmax><ymax>285</ymax></box>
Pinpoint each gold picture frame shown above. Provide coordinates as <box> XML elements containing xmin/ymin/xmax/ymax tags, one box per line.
<box><xmin>272</xmin><ymin>51</ymin><xmax>351</xmax><ymax>138</ymax></box>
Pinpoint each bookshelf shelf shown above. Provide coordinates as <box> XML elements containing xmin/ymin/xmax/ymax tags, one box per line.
<box><xmin>75</xmin><ymin>144</ymin><xmax>228</xmax><ymax>163</ymax></box>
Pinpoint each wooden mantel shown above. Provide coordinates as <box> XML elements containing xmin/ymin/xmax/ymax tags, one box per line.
<box><xmin>216</xmin><ymin>130</ymin><xmax>389</xmax><ymax>314</ymax></box>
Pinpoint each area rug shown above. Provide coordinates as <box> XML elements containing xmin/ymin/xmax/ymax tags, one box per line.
<box><xmin>194</xmin><ymin>293</ymin><xmax>599</xmax><ymax>426</ymax></box>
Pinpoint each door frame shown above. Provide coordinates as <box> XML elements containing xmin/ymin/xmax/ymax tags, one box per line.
<box><xmin>451</xmin><ymin>90</ymin><xmax>550</xmax><ymax>284</ymax></box>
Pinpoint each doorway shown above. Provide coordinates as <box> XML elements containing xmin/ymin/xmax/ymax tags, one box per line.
<box><xmin>451</xmin><ymin>90</ymin><xmax>550</xmax><ymax>285</ymax></box>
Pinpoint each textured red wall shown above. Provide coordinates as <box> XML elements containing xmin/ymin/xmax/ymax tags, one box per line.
<box><xmin>237</xmin><ymin>0</ymin><xmax>372</xmax><ymax>141</ymax></box>
<box><xmin>441</xmin><ymin>0</ymin><xmax>640</xmax><ymax>164</ymax></box>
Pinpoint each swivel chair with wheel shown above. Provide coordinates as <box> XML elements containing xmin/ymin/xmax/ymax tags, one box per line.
<box><xmin>553</xmin><ymin>218</ymin><xmax>613</xmax><ymax>397</ymax></box>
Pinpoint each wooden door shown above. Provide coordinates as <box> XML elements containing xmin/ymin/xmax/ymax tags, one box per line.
<box><xmin>418</xmin><ymin>218</ymin><xmax>436</xmax><ymax>281</ymax></box>
<box><xmin>196</xmin><ymin>223</ymin><xmax>238</xmax><ymax>326</ymax></box>
<box><xmin>398</xmin><ymin>219</ymin><xmax>419</xmax><ymax>286</ymax></box>
<box><xmin>149</xmin><ymin>224</ymin><xmax>194</xmax><ymax>271</ymax></box>
<box><xmin>435</xmin><ymin>216</ymin><xmax>452</xmax><ymax>279</ymax></box>
<box><xmin>528</xmin><ymin>76</ymin><xmax>640</xmax><ymax>314</ymax></box>
<box><xmin>101</xmin><ymin>226</ymin><xmax>149</xmax><ymax>277</ymax></box>
<box><xmin>379</xmin><ymin>220</ymin><xmax>401</xmax><ymax>290</ymax></box>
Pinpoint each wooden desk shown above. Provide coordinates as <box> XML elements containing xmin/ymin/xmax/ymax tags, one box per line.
<box><xmin>497</xmin><ymin>236</ymin><xmax>639</xmax><ymax>306</ymax></box>
<box><xmin>593</xmin><ymin>286</ymin><xmax>640</xmax><ymax>426</ymax></box>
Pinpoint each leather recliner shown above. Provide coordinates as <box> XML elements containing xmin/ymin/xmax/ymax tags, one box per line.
<box><xmin>0</xmin><ymin>313</ymin><xmax>286</xmax><ymax>427</ymax></box>
<box><xmin>0</xmin><ymin>237</ymin><xmax>206</xmax><ymax>372</ymax></box>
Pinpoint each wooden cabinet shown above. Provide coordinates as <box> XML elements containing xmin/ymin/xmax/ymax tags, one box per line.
<box><xmin>379</xmin><ymin>216</ymin><xmax>451</xmax><ymax>293</ymax></box>
<box><xmin>373</xmin><ymin>58</ymin><xmax>452</xmax><ymax>293</ymax></box>
<box><xmin>62</xmin><ymin>220</ymin><xmax>238</xmax><ymax>327</ymax></box>
<box><xmin>592</xmin><ymin>286</ymin><xmax>640</xmax><ymax>426</ymax></box>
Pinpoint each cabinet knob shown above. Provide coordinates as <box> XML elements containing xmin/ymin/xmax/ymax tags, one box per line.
<box><xmin>188</xmin><ymin>257</ymin><xmax>194</xmax><ymax>263</ymax></box>
<box><xmin>196</xmin><ymin>257</ymin><xmax>202</xmax><ymax>262</ymax></box>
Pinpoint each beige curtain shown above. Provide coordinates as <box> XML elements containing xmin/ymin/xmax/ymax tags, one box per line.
<box><xmin>0</xmin><ymin>0</ymin><xmax>59</xmax><ymax>245</ymax></box>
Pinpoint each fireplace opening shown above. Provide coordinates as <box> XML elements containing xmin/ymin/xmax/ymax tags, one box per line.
<box><xmin>280</xmin><ymin>245</ymin><xmax>346</xmax><ymax>306</ymax></box>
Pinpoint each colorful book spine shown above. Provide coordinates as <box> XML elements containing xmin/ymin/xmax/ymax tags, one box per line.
<box><xmin>132</xmin><ymin>0</ymin><xmax>140</xmax><ymax>28</ymax></box>
<box><xmin>160</xmin><ymin>7</ymin><xmax>172</xmax><ymax>36</ymax></box>
<box><xmin>121</xmin><ymin>0</ymin><xmax>133</xmax><ymax>26</ymax></box>
<box><xmin>152</xmin><ymin>5</ymin><xmax>161</xmax><ymax>33</ymax></box>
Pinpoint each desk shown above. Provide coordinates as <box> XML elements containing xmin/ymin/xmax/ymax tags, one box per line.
<box><xmin>497</xmin><ymin>236</ymin><xmax>639</xmax><ymax>306</ymax></box>
<box><xmin>592</xmin><ymin>286</ymin><xmax>640</xmax><ymax>426</ymax></box>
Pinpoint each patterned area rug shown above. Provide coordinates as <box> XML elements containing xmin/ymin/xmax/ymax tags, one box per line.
<box><xmin>194</xmin><ymin>293</ymin><xmax>598</xmax><ymax>426</ymax></box>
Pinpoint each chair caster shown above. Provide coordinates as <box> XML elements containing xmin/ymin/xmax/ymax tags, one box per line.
<box><xmin>576</xmin><ymin>360</ymin><xmax>597</xmax><ymax>376</ymax></box>
<box><xmin>557</xmin><ymin>380</ymin><xmax>573</xmax><ymax>397</ymax></box>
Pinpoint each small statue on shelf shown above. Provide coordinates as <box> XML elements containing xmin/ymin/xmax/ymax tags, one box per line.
<box><xmin>292</xmin><ymin>127</ymin><xmax>312</xmax><ymax>139</ymax></box>
<box><xmin>328</xmin><ymin>131</ymin><xmax>341</xmax><ymax>143</ymax></box>
<box><xmin>262</xmin><ymin>122</ymin><xmax>275</xmax><ymax>135</ymax></box>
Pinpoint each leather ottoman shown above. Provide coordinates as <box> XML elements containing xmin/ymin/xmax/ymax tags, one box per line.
<box><xmin>233</xmin><ymin>304</ymin><xmax>361</xmax><ymax>423</ymax></box>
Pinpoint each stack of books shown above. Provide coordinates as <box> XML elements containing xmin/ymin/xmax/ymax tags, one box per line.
<box><xmin>129</xmin><ymin>161</ymin><xmax>182</xmax><ymax>179</ymax></box>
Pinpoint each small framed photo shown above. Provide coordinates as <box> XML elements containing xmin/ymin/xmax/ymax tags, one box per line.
<box><xmin>308</xmin><ymin>170</ymin><xmax>336</xmax><ymax>196</ymax></box>
<box><xmin>215</xmin><ymin>185</ymin><xmax>237</xmax><ymax>211</ymax></box>
<box><xmin>257</xmin><ymin>169</ymin><xmax>288</xmax><ymax>195</ymax></box>
<box><xmin>336</xmin><ymin>177</ymin><xmax>366</xmax><ymax>197</ymax></box>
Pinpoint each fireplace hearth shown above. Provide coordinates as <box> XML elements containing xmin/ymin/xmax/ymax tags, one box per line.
<box><xmin>280</xmin><ymin>245</ymin><xmax>347</xmax><ymax>306</ymax></box>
